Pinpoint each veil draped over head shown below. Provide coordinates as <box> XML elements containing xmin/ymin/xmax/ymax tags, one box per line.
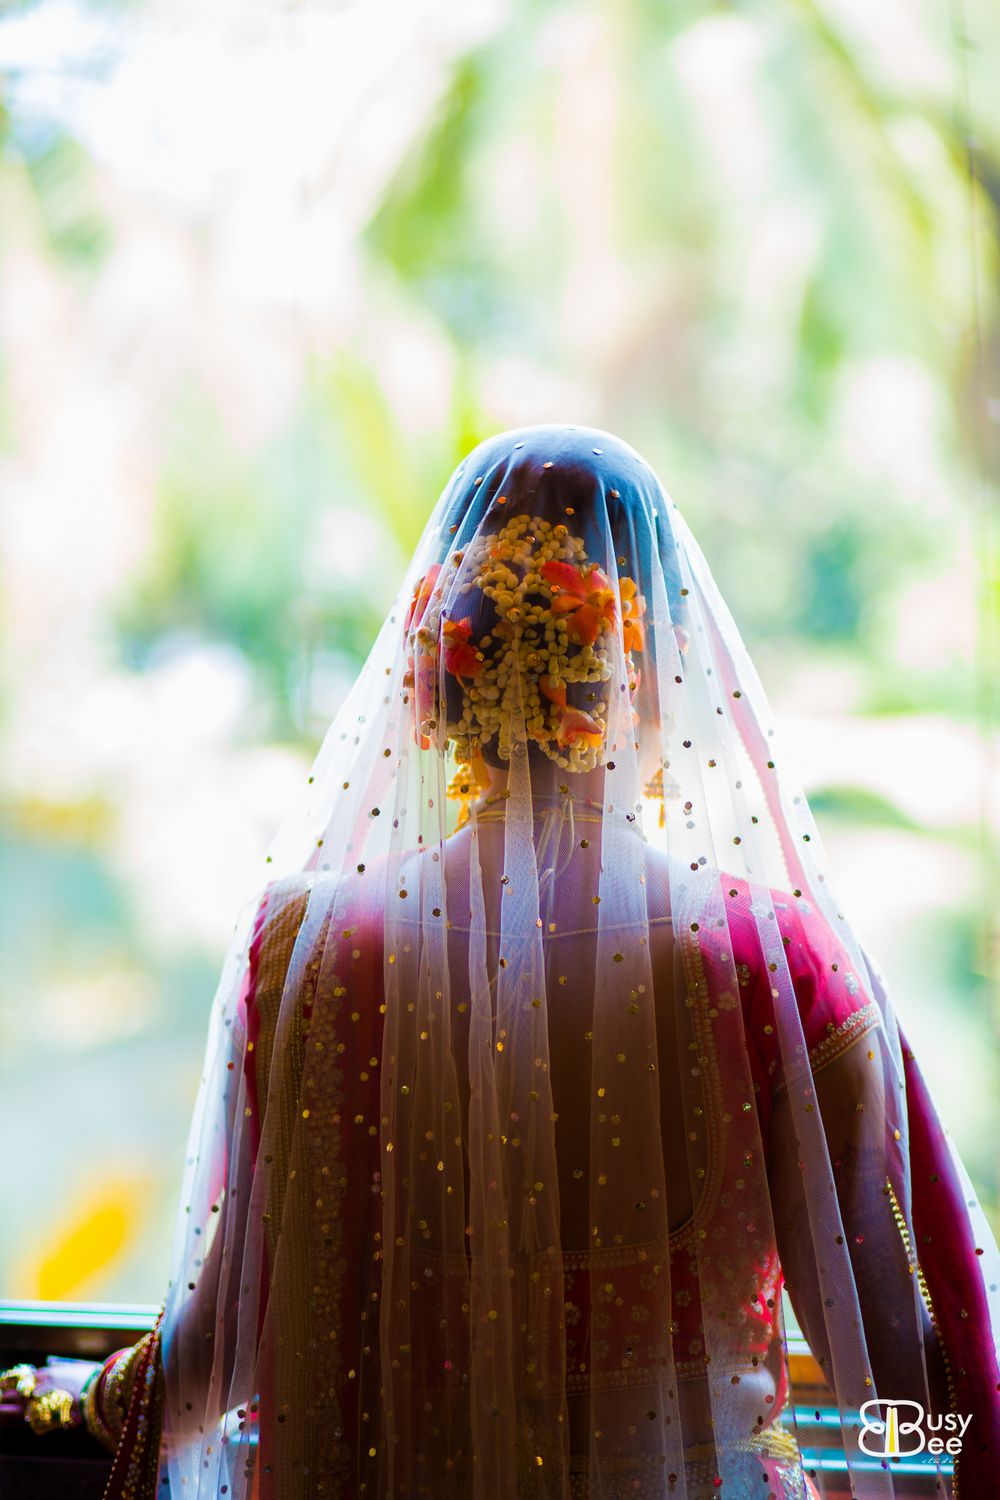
<box><xmin>145</xmin><ymin>426</ymin><xmax>998</xmax><ymax>1500</ymax></box>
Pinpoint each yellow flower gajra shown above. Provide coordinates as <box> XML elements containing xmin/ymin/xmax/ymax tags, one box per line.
<box><xmin>401</xmin><ymin>516</ymin><xmax>646</xmax><ymax>784</ymax></box>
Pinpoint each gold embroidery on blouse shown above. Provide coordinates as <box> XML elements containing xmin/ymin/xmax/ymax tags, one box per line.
<box><xmin>806</xmin><ymin>1000</ymin><xmax>880</xmax><ymax>1079</ymax></box>
<box><xmin>560</xmin><ymin>1238</ymin><xmax>672</xmax><ymax>1271</ymax></box>
<box><xmin>673</xmin><ymin>882</ymin><xmax>727</xmax><ymax>1248</ymax></box>
<box><xmin>250</xmin><ymin>879</ymin><xmax>353</xmax><ymax>1490</ymax></box>
<box><xmin>254</xmin><ymin>879</ymin><xmax>312</xmax><ymax>1262</ymax></box>
<box><xmin>668</xmin><ymin>880</ymin><xmax>734</xmax><ymax>1381</ymax></box>
<box><xmin>300</xmin><ymin>920</ymin><xmax>350</xmax><ymax>1489</ymax></box>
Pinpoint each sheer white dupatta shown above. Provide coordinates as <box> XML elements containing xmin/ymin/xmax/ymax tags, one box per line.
<box><xmin>155</xmin><ymin>425</ymin><xmax>998</xmax><ymax>1500</ymax></box>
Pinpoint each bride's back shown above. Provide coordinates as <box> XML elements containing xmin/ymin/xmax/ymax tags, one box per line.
<box><xmin>430</xmin><ymin>819</ymin><xmax>693</xmax><ymax>1246</ymax></box>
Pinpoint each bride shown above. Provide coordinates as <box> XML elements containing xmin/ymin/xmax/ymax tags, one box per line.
<box><xmin>4</xmin><ymin>426</ymin><xmax>997</xmax><ymax>1498</ymax></box>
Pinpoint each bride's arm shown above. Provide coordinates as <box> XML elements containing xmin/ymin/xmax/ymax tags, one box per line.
<box><xmin>162</xmin><ymin>878</ymin><xmax>314</xmax><ymax>1437</ymax></box>
<box><xmin>769</xmin><ymin>1041</ymin><xmax>950</xmax><ymax>1413</ymax></box>
<box><xmin>71</xmin><ymin>878</ymin><xmax>315</xmax><ymax>1466</ymax></box>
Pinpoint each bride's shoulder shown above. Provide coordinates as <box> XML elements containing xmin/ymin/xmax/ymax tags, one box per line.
<box><xmin>693</xmin><ymin>870</ymin><xmax>875</xmax><ymax>1021</ymax></box>
<box><xmin>641</xmin><ymin>852</ymin><xmax>839</xmax><ymax>962</ymax></box>
<box><xmin>249</xmin><ymin>872</ymin><xmax>387</xmax><ymax>1008</ymax></box>
<box><xmin>254</xmin><ymin>868</ymin><xmax>373</xmax><ymax>945</ymax></box>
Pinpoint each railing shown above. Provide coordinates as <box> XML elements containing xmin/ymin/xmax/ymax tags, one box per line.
<box><xmin>794</xmin><ymin>1407</ymin><xmax>954</xmax><ymax>1497</ymax></box>
<box><xmin>0</xmin><ymin>1300</ymin><xmax>954</xmax><ymax>1498</ymax></box>
<box><xmin>0</xmin><ymin>1299</ymin><xmax>158</xmax><ymax>1362</ymax></box>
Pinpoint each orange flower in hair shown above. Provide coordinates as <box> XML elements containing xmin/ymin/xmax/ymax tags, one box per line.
<box><xmin>619</xmin><ymin>576</ymin><xmax>646</xmax><ymax>653</ymax></box>
<box><xmin>541</xmin><ymin>560</ymin><xmax>617</xmax><ymax>646</ymax></box>
<box><xmin>403</xmin><ymin>649</ymin><xmax>436</xmax><ymax>749</ymax></box>
<box><xmin>404</xmin><ymin>564</ymin><xmax>442</xmax><ymax>634</ymax></box>
<box><xmin>540</xmin><ymin>678</ymin><xmax>605</xmax><ymax>749</ymax></box>
<box><xmin>442</xmin><ymin>617</ymin><xmax>482</xmax><ymax>678</ymax></box>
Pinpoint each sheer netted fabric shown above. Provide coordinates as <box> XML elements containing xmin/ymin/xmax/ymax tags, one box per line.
<box><xmin>154</xmin><ymin>427</ymin><xmax>999</xmax><ymax>1500</ymax></box>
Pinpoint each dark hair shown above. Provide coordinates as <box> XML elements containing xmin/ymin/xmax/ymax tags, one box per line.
<box><xmin>438</xmin><ymin>425</ymin><xmax>680</xmax><ymax>612</ymax></box>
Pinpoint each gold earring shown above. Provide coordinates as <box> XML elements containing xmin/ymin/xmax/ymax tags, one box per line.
<box><xmin>643</xmin><ymin>766</ymin><xmax>666</xmax><ymax>828</ymax></box>
<box><xmin>447</xmin><ymin>749</ymin><xmax>493</xmax><ymax>829</ymax></box>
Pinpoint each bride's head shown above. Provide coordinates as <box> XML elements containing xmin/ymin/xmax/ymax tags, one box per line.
<box><xmin>402</xmin><ymin>425</ymin><xmax>686</xmax><ymax>796</ymax></box>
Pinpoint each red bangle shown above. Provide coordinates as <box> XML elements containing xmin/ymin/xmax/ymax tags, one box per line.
<box><xmin>82</xmin><ymin>1347</ymin><xmax>131</xmax><ymax>1451</ymax></box>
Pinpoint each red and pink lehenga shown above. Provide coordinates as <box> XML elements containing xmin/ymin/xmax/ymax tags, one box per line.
<box><xmin>101</xmin><ymin>427</ymin><xmax>998</xmax><ymax>1500</ymax></box>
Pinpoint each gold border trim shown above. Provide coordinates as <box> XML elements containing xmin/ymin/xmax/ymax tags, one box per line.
<box><xmin>886</xmin><ymin>1177</ymin><xmax>961</xmax><ymax>1497</ymax></box>
<box><xmin>771</xmin><ymin>1001</ymin><xmax>880</xmax><ymax>1095</ymax></box>
<box><xmin>671</xmin><ymin>879</ymin><xmax>727</xmax><ymax>1248</ymax></box>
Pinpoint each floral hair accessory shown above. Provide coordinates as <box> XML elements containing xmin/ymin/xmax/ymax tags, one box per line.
<box><xmin>402</xmin><ymin>515</ymin><xmax>646</xmax><ymax>787</ymax></box>
<box><xmin>403</xmin><ymin>564</ymin><xmax>441</xmax><ymax>635</ymax></box>
<box><xmin>539</xmin><ymin>559</ymin><xmax>618</xmax><ymax>646</ymax></box>
<box><xmin>619</xmin><ymin>576</ymin><xmax>646</xmax><ymax>653</ymax></box>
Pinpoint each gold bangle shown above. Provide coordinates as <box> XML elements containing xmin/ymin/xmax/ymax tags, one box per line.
<box><xmin>25</xmin><ymin>1387</ymin><xmax>77</xmax><ymax>1435</ymax></box>
<box><xmin>104</xmin><ymin>1342</ymin><xmax>144</xmax><ymax>1430</ymax></box>
<box><xmin>0</xmin><ymin>1364</ymin><xmax>37</xmax><ymax>1399</ymax></box>
<box><xmin>82</xmin><ymin>1353</ymin><xmax>128</xmax><ymax>1451</ymax></box>
<box><xmin>82</xmin><ymin>1366</ymin><xmax>114</xmax><ymax>1448</ymax></box>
